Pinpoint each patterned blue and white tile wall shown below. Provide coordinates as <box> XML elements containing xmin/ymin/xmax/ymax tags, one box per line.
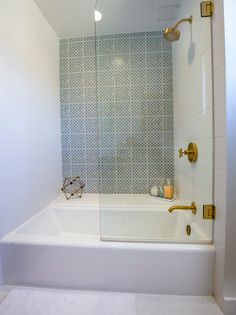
<box><xmin>60</xmin><ymin>31</ymin><xmax>174</xmax><ymax>194</ymax></box>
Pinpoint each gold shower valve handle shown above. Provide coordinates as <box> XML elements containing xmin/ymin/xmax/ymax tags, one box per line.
<box><xmin>178</xmin><ymin>143</ymin><xmax>198</xmax><ymax>163</ymax></box>
<box><xmin>179</xmin><ymin>148</ymin><xmax>187</xmax><ymax>158</ymax></box>
<box><xmin>179</xmin><ymin>148</ymin><xmax>192</xmax><ymax>158</ymax></box>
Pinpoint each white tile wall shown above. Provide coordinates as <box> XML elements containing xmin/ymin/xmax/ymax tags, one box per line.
<box><xmin>0</xmin><ymin>0</ymin><xmax>62</xmax><ymax>278</ymax></box>
<box><xmin>173</xmin><ymin>0</ymin><xmax>213</xmax><ymax>240</ymax></box>
<box><xmin>173</xmin><ymin>1</ymin><xmax>230</xmax><ymax>310</ymax></box>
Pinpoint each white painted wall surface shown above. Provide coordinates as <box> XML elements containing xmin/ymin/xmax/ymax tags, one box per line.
<box><xmin>0</xmin><ymin>0</ymin><xmax>62</xmax><ymax>240</ymax></box>
<box><xmin>211</xmin><ymin>0</ymin><xmax>227</xmax><ymax>310</ymax></box>
<box><xmin>0</xmin><ymin>256</ymin><xmax>2</xmax><ymax>285</ymax></box>
<box><xmin>224</xmin><ymin>0</ymin><xmax>236</xmax><ymax>313</ymax></box>
<box><xmin>173</xmin><ymin>0</ymin><xmax>213</xmax><ymax>240</ymax></box>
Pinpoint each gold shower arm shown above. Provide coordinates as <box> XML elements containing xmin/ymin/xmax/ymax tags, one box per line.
<box><xmin>168</xmin><ymin>202</ymin><xmax>197</xmax><ymax>214</ymax></box>
<box><xmin>174</xmin><ymin>15</ymin><xmax>193</xmax><ymax>28</ymax></box>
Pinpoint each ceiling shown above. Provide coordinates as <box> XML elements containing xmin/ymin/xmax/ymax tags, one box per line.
<box><xmin>34</xmin><ymin>0</ymin><xmax>97</xmax><ymax>38</ymax></box>
<box><xmin>34</xmin><ymin>0</ymin><xmax>182</xmax><ymax>39</ymax></box>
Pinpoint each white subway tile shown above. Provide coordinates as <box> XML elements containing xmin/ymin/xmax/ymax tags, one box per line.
<box><xmin>0</xmin><ymin>0</ymin><xmax>61</xmax><ymax>238</ymax></box>
<box><xmin>214</xmin><ymin>65</ymin><xmax>226</xmax><ymax>106</ymax></box>
<box><xmin>215</xmin><ymin>137</ymin><xmax>227</xmax><ymax>172</ymax></box>
<box><xmin>214</xmin><ymin>102</ymin><xmax>226</xmax><ymax>138</ymax></box>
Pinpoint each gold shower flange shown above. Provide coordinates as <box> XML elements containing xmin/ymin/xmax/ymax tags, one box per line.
<box><xmin>179</xmin><ymin>142</ymin><xmax>198</xmax><ymax>163</ymax></box>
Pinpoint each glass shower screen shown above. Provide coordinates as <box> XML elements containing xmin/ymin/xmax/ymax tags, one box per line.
<box><xmin>96</xmin><ymin>0</ymin><xmax>214</xmax><ymax>243</ymax></box>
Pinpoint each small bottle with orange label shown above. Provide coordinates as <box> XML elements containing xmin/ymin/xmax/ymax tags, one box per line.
<box><xmin>164</xmin><ymin>179</ymin><xmax>174</xmax><ymax>199</ymax></box>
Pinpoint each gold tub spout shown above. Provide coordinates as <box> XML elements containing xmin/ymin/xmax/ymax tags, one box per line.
<box><xmin>168</xmin><ymin>202</ymin><xmax>197</xmax><ymax>215</ymax></box>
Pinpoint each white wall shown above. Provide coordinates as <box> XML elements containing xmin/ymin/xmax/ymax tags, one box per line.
<box><xmin>173</xmin><ymin>0</ymin><xmax>213</xmax><ymax>240</ymax></box>
<box><xmin>213</xmin><ymin>2</ymin><xmax>236</xmax><ymax>313</ymax></box>
<box><xmin>0</xmin><ymin>258</ymin><xmax>2</xmax><ymax>285</ymax></box>
<box><xmin>0</xmin><ymin>0</ymin><xmax>61</xmax><ymax>239</ymax></box>
<box><xmin>223</xmin><ymin>0</ymin><xmax>236</xmax><ymax>313</ymax></box>
<box><xmin>211</xmin><ymin>0</ymin><xmax>227</xmax><ymax>310</ymax></box>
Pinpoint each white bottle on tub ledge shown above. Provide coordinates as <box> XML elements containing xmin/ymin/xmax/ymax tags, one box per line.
<box><xmin>150</xmin><ymin>185</ymin><xmax>159</xmax><ymax>197</ymax></box>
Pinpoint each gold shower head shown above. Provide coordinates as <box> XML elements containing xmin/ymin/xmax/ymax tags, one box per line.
<box><xmin>163</xmin><ymin>15</ymin><xmax>193</xmax><ymax>42</ymax></box>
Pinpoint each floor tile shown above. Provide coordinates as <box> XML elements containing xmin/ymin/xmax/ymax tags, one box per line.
<box><xmin>0</xmin><ymin>287</ymin><xmax>10</xmax><ymax>304</ymax></box>
<box><xmin>136</xmin><ymin>294</ymin><xmax>224</xmax><ymax>315</ymax></box>
<box><xmin>0</xmin><ymin>288</ymin><xmax>136</xmax><ymax>315</ymax></box>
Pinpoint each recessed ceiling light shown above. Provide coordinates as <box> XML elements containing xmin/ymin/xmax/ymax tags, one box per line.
<box><xmin>95</xmin><ymin>10</ymin><xmax>102</xmax><ymax>22</ymax></box>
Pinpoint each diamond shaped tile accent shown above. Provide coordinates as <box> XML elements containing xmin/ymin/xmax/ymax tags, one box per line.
<box><xmin>70</xmin><ymin>103</ymin><xmax>85</xmax><ymax>119</ymax></box>
<box><xmin>69</xmin><ymin>39</ymin><xmax>83</xmax><ymax>57</ymax></box>
<box><xmin>132</xmin><ymin>148</ymin><xmax>147</xmax><ymax>164</ymax></box>
<box><xmin>86</xmin><ymin>133</ymin><xmax>100</xmax><ymax>149</ymax></box>
<box><xmin>117</xmin><ymin>148</ymin><xmax>132</xmax><ymax>164</ymax></box>
<box><xmin>101</xmin><ymin>179</ymin><xmax>117</xmax><ymax>194</ymax></box>
<box><xmin>84</xmin><ymin>39</ymin><xmax>95</xmax><ymax>56</ymax></box>
<box><xmin>85</xmin><ymin>102</ymin><xmax>97</xmax><ymax>118</ymax></box>
<box><xmin>115</xmin><ymin>70</ymin><xmax>130</xmax><ymax>86</ymax></box>
<box><xmin>148</xmin><ymin>147</ymin><xmax>164</xmax><ymax>163</ymax></box>
<box><xmin>117</xmin><ymin>179</ymin><xmax>133</xmax><ymax>194</ymax></box>
<box><xmin>69</xmin><ymin>57</ymin><xmax>83</xmax><ymax>72</ymax></box>
<box><xmin>101</xmin><ymin>149</ymin><xmax>116</xmax><ymax>164</ymax></box>
<box><xmin>86</xmin><ymin>149</ymin><xmax>100</xmax><ymax>164</ymax></box>
<box><xmin>131</xmin><ymin>53</ymin><xmax>146</xmax><ymax>69</ymax></box>
<box><xmin>148</xmin><ymin>163</ymin><xmax>164</xmax><ymax>179</ymax></box>
<box><xmin>114</xmin><ymin>37</ymin><xmax>130</xmax><ymax>54</ymax></box>
<box><xmin>70</xmin><ymin>118</ymin><xmax>85</xmax><ymax>134</ymax></box>
<box><xmin>85</xmin><ymin>118</ymin><xmax>99</xmax><ymax>134</ymax></box>
<box><xmin>146</xmin><ymin>36</ymin><xmax>162</xmax><ymax>52</ymax></box>
<box><xmin>70</xmin><ymin>88</ymin><xmax>84</xmax><ymax>103</ymax></box>
<box><xmin>100</xmin><ymin>133</ymin><xmax>116</xmax><ymax>149</ymax></box>
<box><xmin>130</xmin><ymin>36</ymin><xmax>146</xmax><ymax>53</ymax></box>
<box><xmin>86</xmin><ymin>179</ymin><xmax>101</xmax><ymax>193</ymax></box>
<box><xmin>132</xmin><ymin>179</ymin><xmax>148</xmax><ymax>194</ymax></box>
<box><xmin>86</xmin><ymin>164</ymin><xmax>100</xmax><ymax>179</ymax></box>
<box><xmin>131</xmin><ymin>69</ymin><xmax>146</xmax><ymax>85</ymax></box>
<box><xmin>60</xmin><ymin>39</ymin><xmax>68</xmax><ymax>59</ymax></box>
<box><xmin>84</xmin><ymin>72</ymin><xmax>96</xmax><ymax>87</ymax></box>
<box><xmin>69</xmin><ymin>72</ymin><xmax>84</xmax><ymax>88</ymax></box>
<box><xmin>60</xmin><ymin>89</ymin><xmax>69</xmax><ymax>103</ymax></box>
<box><xmin>116</xmin><ymin>117</ymin><xmax>131</xmax><ymax>133</ymax></box>
<box><xmin>61</xmin><ymin>119</ymin><xmax>70</xmax><ymax>134</ymax></box>
<box><xmin>71</xmin><ymin>149</ymin><xmax>86</xmax><ymax>164</ymax></box>
<box><xmin>98</xmin><ymin>38</ymin><xmax>114</xmax><ymax>55</ymax></box>
<box><xmin>133</xmin><ymin>163</ymin><xmax>147</xmax><ymax>179</ymax></box>
<box><xmin>115</xmin><ymin>102</ymin><xmax>131</xmax><ymax>117</ymax></box>
<box><xmin>60</xmin><ymin>58</ymin><xmax>69</xmax><ymax>73</ymax></box>
<box><xmin>147</xmin><ymin>52</ymin><xmax>162</xmax><ymax>68</ymax></box>
<box><xmin>117</xmin><ymin>164</ymin><xmax>132</xmax><ymax>179</ymax></box>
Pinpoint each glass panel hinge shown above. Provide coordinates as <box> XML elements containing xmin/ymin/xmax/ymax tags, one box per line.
<box><xmin>200</xmin><ymin>1</ymin><xmax>214</xmax><ymax>17</ymax></box>
<box><xmin>203</xmin><ymin>205</ymin><xmax>216</xmax><ymax>220</ymax></box>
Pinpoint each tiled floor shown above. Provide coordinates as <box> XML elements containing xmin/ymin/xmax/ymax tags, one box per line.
<box><xmin>0</xmin><ymin>287</ymin><xmax>224</xmax><ymax>315</ymax></box>
<box><xmin>136</xmin><ymin>294</ymin><xmax>224</xmax><ymax>315</ymax></box>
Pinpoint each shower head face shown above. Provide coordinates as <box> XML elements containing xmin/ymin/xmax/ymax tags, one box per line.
<box><xmin>163</xmin><ymin>27</ymin><xmax>181</xmax><ymax>42</ymax></box>
<box><xmin>163</xmin><ymin>16</ymin><xmax>192</xmax><ymax>42</ymax></box>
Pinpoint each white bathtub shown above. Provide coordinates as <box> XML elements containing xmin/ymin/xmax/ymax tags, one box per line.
<box><xmin>0</xmin><ymin>194</ymin><xmax>215</xmax><ymax>295</ymax></box>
